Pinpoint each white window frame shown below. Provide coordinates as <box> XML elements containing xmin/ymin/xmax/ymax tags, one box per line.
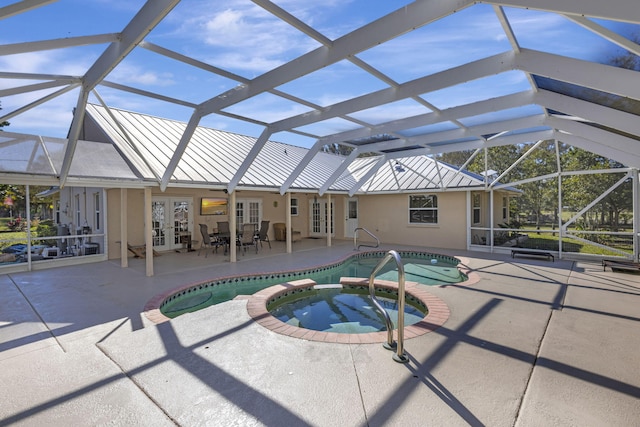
<box><xmin>94</xmin><ymin>192</ymin><xmax>101</xmax><ymax>231</ymax></box>
<box><xmin>473</xmin><ymin>193</ymin><xmax>481</xmax><ymax>225</ymax></box>
<box><xmin>291</xmin><ymin>197</ymin><xmax>299</xmax><ymax>216</ymax></box>
<box><xmin>408</xmin><ymin>194</ymin><xmax>438</xmax><ymax>225</ymax></box>
<box><xmin>502</xmin><ymin>196</ymin><xmax>508</xmax><ymax>220</ymax></box>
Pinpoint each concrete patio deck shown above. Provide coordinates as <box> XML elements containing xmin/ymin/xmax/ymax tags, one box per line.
<box><xmin>1</xmin><ymin>240</ymin><xmax>638</xmax><ymax>426</ymax></box>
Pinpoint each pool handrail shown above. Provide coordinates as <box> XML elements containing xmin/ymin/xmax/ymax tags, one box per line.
<box><xmin>368</xmin><ymin>250</ymin><xmax>409</xmax><ymax>363</ymax></box>
<box><xmin>354</xmin><ymin>227</ymin><xmax>380</xmax><ymax>251</ymax></box>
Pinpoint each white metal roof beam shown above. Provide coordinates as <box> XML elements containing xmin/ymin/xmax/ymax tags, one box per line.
<box><xmin>565</xmin><ymin>16</ymin><xmax>640</xmax><ymax>56</ymax></box>
<box><xmin>348</xmin><ymin>156</ymin><xmax>388</xmax><ymax>197</ymax></box>
<box><xmin>556</xmin><ymin>132</ymin><xmax>640</xmax><ymax>168</ymax></box>
<box><xmin>0</xmin><ymin>79</ymin><xmax>78</xmax><ymax>97</ymax></box>
<box><xmin>403</xmin><ymin>114</ymin><xmax>547</xmax><ymax>148</ymax></box>
<box><xmin>62</xmin><ymin>0</ymin><xmax>180</xmax><ymax>188</ymax></box>
<box><xmin>278</xmin><ymin>139</ymin><xmax>326</xmax><ymax>194</ymax></box>
<box><xmin>517</xmin><ymin>48</ymin><xmax>640</xmax><ymax>100</ymax></box>
<box><xmin>0</xmin><ymin>0</ymin><xmax>57</xmax><ymax>20</ymax></box>
<box><xmin>485</xmin><ymin>0</ymin><xmax>640</xmax><ymax>22</ymax></box>
<box><xmin>100</xmin><ymin>81</ymin><xmax>198</xmax><ymax>109</ymax></box>
<box><xmin>534</xmin><ymin>90</ymin><xmax>640</xmax><ymax>138</ymax></box>
<box><xmin>318</xmin><ymin>149</ymin><xmax>361</xmax><ymax>196</ymax></box>
<box><xmin>547</xmin><ymin>117</ymin><xmax>640</xmax><ymax>157</ymax></box>
<box><xmin>0</xmin><ymin>83</ymin><xmax>79</xmax><ymax>122</ymax></box>
<box><xmin>0</xmin><ymin>34</ymin><xmax>119</xmax><ymax>56</ymax></box>
<box><xmin>270</xmin><ymin>51</ymin><xmax>516</xmax><ymax>133</ymax></box>
<box><xmin>0</xmin><ymin>71</ymin><xmax>78</xmax><ymax>80</ymax></box>
<box><xmin>320</xmin><ymin>90</ymin><xmax>535</xmax><ymax>147</ymax></box>
<box><xmin>227</xmin><ymin>128</ymin><xmax>273</xmax><ymax>193</ymax></box>
<box><xmin>196</xmin><ymin>0</ymin><xmax>475</xmax><ymax>116</ymax></box>
<box><xmin>489</xmin><ymin>140</ymin><xmax>545</xmax><ymax>188</ymax></box>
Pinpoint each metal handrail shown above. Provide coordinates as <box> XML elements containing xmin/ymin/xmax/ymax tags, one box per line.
<box><xmin>354</xmin><ymin>227</ymin><xmax>380</xmax><ymax>250</ymax></box>
<box><xmin>368</xmin><ymin>250</ymin><xmax>409</xmax><ymax>363</ymax></box>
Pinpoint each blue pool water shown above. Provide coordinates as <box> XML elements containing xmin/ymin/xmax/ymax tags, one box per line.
<box><xmin>268</xmin><ymin>286</ymin><xmax>426</xmax><ymax>334</ymax></box>
<box><xmin>160</xmin><ymin>251</ymin><xmax>465</xmax><ymax>318</ymax></box>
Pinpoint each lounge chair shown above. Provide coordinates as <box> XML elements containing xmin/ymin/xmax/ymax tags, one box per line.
<box><xmin>126</xmin><ymin>243</ymin><xmax>160</xmax><ymax>258</ymax></box>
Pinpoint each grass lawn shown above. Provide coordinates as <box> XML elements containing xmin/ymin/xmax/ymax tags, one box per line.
<box><xmin>515</xmin><ymin>232</ymin><xmax>630</xmax><ymax>256</ymax></box>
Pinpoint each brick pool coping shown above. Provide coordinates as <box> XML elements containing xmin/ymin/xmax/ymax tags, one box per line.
<box><xmin>244</xmin><ymin>277</ymin><xmax>451</xmax><ymax>344</ymax></box>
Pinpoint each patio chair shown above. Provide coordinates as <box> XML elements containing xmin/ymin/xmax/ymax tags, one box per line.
<box><xmin>257</xmin><ymin>220</ymin><xmax>271</xmax><ymax>249</ymax></box>
<box><xmin>238</xmin><ymin>223</ymin><xmax>258</xmax><ymax>255</ymax></box>
<box><xmin>216</xmin><ymin>221</ymin><xmax>231</xmax><ymax>254</ymax></box>
<box><xmin>198</xmin><ymin>224</ymin><xmax>216</xmax><ymax>258</ymax></box>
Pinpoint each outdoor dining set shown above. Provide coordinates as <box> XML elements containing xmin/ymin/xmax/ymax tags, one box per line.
<box><xmin>197</xmin><ymin>220</ymin><xmax>271</xmax><ymax>257</ymax></box>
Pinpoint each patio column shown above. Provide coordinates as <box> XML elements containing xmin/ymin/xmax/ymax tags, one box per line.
<box><xmin>120</xmin><ymin>188</ymin><xmax>128</xmax><ymax>268</ymax></box>
<box><xmin>489</xmin><ymin>189</ymin><xmax>494</xmax><ymax>252</ymax></box>
<box><xmin>326</xmin><ymin>193</ymin><xmax>332</xmax><ymax>247</ymax></box>
<box><xmin>286</xmin><ymin>192</ymin><xmax>292</xmax><ymax>253</ymax></box>
<box><xmin>558</xmin><ymin>173</ymin><xmax>563</xmax><ymax>259</ymax></box>
<box><xmin>144</xmin><ymin>187</ymin><xmax>153</xmax><ymax>277</ymax></box>
<box><xmin>26</xmin><ymin>185</ymin><xmax>32</xmax><ymax>271</ymax></box>
<box><xmin>230</xmin><ymin>191</ymin><xmax>237</xmax><ymax>263</ymax></box>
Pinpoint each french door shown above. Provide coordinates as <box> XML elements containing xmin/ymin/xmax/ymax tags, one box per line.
<box><xmin>309</xmin><ymin>199</ymin><xmax>334</xmax><ymax>237</ymax></box>
<box><xmin>151</xmin><ymin>197</ymin><xmax>193</xmax><ymax>251</ymax></box>
<box><xmin>235</xmin><ymin>199</ymin><xmax>262</xmax><ymax>232</ymax></box>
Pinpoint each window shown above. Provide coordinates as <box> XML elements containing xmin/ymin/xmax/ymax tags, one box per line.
<box><xmin>94</xmin><ymin>192</ymin><xmax>101</xmax><ymax>231</ymax></box>
<box><xmin>502</xmin><ymin>196</ymin><xmax>508</xmax><ymax>220</ymax></box>
<box><xmin>473</xmin><ymin>193</ymin><xmax>481</xmax><ymax>224</ymax></box>
<box><xmin>291</xmin><ymin>198</ymin><xmax>298</xmax><ymax>216</ymax></box>
<box><xmin>409</xmin><ymin>195</ymin><xmax>438</xmax><ymax>224</ymax></box>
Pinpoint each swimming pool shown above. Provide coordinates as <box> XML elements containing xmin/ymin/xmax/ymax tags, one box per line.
<box><xmin>158</xmin><ymin>250</ymin><xmax>466</xmax><ymax>319</ymax></box>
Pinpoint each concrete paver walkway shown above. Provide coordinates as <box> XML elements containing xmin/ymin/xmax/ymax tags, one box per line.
<box><xmin>1</xmin><ymin>245</ymin><xmax>638</xmax><ymax>426</ymax></box>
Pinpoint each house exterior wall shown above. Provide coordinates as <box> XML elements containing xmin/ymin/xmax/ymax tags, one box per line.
<box><xmin>358</xmin><ymin>192</ymin><xmax>467</xmax><ymax>249</ymax></box>
<box><xmin>106</xmin><ymin>188</ymin><xmax>325</xmax><ymax>259</ymax></box>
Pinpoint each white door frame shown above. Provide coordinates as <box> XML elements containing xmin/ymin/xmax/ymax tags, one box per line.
<box><xmin>309</xmin><ymin>198</ymin><xmax>334</xmax><ymax>237</ymax></box>
<box><xmin>151</xmin><ymin>196</ymin><xmax>193</xmax><ymax>251</ymax></box>
<box><xmin>345</xmin><ymin>197</ymin><xmax>359</xmax><ymax>238</ymax></box>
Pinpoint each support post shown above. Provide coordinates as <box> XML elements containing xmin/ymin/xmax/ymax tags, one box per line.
<box><xmin>120</xmin><ymin>188</ymin><xmax>128</xmax><ymax>268</ymax></box>
<box><xmin>286</xmin><ymin>192</ymin><xmax>292</xmax><ymax>253</ymax></box>
<box><xmin>327</xmin><ymin>193</ymin><xmax>332</xmax><ymax>247</ymax></box>
<box><xmin>229</xmin><ymin>191</ymin><xmax>237</xmax><ymax>262</ymax></box>
<box><xmin>144</xmin><ymin>187</ymin><xmax>153</xmax><ymax>277</ymax></box>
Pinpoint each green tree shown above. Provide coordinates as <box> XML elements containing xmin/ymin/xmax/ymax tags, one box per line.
<box><xmin>562</xmin><ymin>147</ymin><xmax>631</xmax><ymax>231</ymax></box>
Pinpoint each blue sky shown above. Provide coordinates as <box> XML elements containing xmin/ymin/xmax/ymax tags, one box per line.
<box><xmin>1</xmin><ymin>0</ymin><xmax>638</xmax><ymax>148</ymax></box>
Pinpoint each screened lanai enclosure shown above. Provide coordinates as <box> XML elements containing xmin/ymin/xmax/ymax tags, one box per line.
<box><xmin>0</xmin><ymin>0</ymin><xmax>639</xmax><ymax>272</ymax></box>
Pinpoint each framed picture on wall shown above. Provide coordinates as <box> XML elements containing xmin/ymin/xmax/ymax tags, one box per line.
<box><xmin>201</xmin><ymin>197</ymin><xmax>228</xmax><ymax>215</ymax></box>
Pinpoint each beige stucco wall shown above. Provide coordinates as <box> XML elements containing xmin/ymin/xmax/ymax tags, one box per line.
<box><xmin>106</xmin><ymin>187</ymin><xmax>518</xmax><ymax>259</ymax></box>
<box><xmin>357</xmin><ymin>192</ymin><xmax>468</xmax><ymax>249</ymax></box>
<box><xmin>106</xmin><ymin>188</ymin><xmax>324</xmax><ymax>259</ymax></box>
